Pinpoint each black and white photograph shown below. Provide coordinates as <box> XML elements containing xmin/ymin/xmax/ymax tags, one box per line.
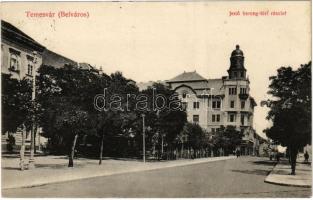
<box><xmin>1</xmin><ymin>1</ymin><xmax>311</xmax><ymax>198</ymax></box>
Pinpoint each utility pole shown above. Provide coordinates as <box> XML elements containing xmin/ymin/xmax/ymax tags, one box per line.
<box><xmin>142</xmin><ymin>114</ymin><xmax>146</xmax><ymax>163</ymax></box>
<box><xmin>28</xmin><ymin>51</ymin><xmax>38</xmax><ymax>170</ymax></box>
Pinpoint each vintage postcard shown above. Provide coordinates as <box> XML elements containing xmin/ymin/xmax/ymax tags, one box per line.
<box><xmin>1</xmin><ymin>1</ymin><xmax>311</xmax><ymax>198</ymax></box>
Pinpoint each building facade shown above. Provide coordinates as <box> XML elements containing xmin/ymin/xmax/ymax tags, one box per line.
<box><xmin>1</xmin><ymin>20</ymin><xmax>48</xmax><ymax>151</ymax></box>
<box><xmin>1</xmin><ymin>20</ymin><xmax>100</xmax><ymax>152</ymax></box>
<box><xmin>166</xmin><ymin>45</ymin><xmax>257</xmax><ymax>155</ymax></box>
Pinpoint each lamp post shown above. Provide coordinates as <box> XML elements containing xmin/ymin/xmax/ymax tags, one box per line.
<box><xmin>28</xmin><ymin>51</ymin><xmax>38</xmax><ymax>170</ymax></box>
<box><xmin>141</xmin><ymin>114</ymin><xmax>146</xmax><ymax>163</ymax></box>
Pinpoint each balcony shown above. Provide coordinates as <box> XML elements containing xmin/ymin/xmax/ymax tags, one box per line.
<box><xmin>239</xmin><ymin>93</ymin><xmax>249</xmax><ymax>100</ymax></box>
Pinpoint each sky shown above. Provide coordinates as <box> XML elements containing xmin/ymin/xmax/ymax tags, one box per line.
<box><xmin>1</xmin><ymin>1</ymin><xmax>311</xmax><ymax>138</ymax></box>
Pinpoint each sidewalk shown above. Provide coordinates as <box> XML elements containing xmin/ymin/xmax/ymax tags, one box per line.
<box><xmin>265</xmin><ymin>160</ymin><xmax>312</xmax><ymax>188</ymax></box>
<box><xmin>2</xmin><ymin>155</ymin><xmax>235</xmax><ymax>189</ymax></box>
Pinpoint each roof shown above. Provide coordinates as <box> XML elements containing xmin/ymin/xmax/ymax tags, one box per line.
<box><xmin>42</xmin><ymin>49</ymin><xmax>77</xmax><ymax>68</ymax></box>
<box><xmin>231</xmin><ymin>45</ymin><xmax>244</xmax><ymax>57</ymax></box>
<box><xmin>78</xmin><ymin>63</ymin><xmax>92</xmax><ymax>70</ymax></box>
<box><xmin>167</xmin><ymin>71</ymin><xmax>207</xmax><ymax>83</ymax></box>
<box><xmin>1</xmin><ymin>20</ymin><xmax>45</xmax><ymax>52</ymax></box>
<box><xmin>207</xmin><ymin>79</ymin><xmax>223</xmax><ymax>91</ymax></box>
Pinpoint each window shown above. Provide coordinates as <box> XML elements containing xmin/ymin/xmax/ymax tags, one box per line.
<box><xmin>212</xmin><ymin>114</ymin><xmax>220</xmax><ymax>122</ymax></box>
<box><xmin>193</xmin><ymin>115</ymin><xmax>199</xmax><ymax>123</ymax></box>
<box><xmin>230</xmin><ymin>101</ymin><xmax>235</xmax><ymax>108</ymax></box>
<box><xmin>27</xmin><ymin>65</ymin><xmax>33</xmax><ymax>76</ymax></box>
<box><xmin>229</xmin><ymin>87</ymin><xmax>237</xmax><ymax>95</ymax></box>
<box><xmin>182</xmin><ymin>102</ymin><xmax>188</xmax><ymax>110</ymax></box>
<box><xmin>9</xmin><ymin>50</ymin><xmax>21</xmax><ymax>71</ymax></box>
<box><xmin>241</xmin><ymin>114</ymin><xmax>245</xmax><ymax>125</ymax></box>
<box><xmin>193</xmin><ymin>101</ymin><xmax>200</xmax><ymax>109</ymax></box>
<box><xmin>212</xmin><ymin>100</ymin><xmax>221</xmax><ymax>109</ymax></box>
<box><xmin>212</xmin><ymin>128</ymin><xmax>220</xmax><ymax>133</ymax></box>
<box><xmin>240</xmin><ymin>88</ymin><xmax>247</xmax><ymax>94</ymax></box>
<box><xmin>27</xmin><ymin>57</ymin><xmax>34</xmax><ymax>76</ymax></box>
<box><xmin>182</xmin><ymin>92</ymin><xmax>187</xmax><ymax>98</ymax></box>
<box><xmin>241</xmin><ymin>101</ymin><xmax>245</xmax><ymax>109</ymax></box>
<box><xmin>240</xmin><ymin>72</ymin><xmax>244</xmax><ymax>78</ymax></box>
<box><xmin>234</xmin><ymin>72</ymin><xmax>237</xmax><ymax>78</ymax></box>
<box><xmin>228</xmin><ymin>113</ymin><xmax>236</xmax><ymax>122</ymax></box>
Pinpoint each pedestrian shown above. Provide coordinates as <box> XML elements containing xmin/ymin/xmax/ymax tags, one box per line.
<box><xmin>236</xmin><ymin>149</ymin><xmax>240</xmax><ymax>158</ymax></box>
<box><xmin>276</xmin><ymin>153</ymin><xmax>280</xmax><ymax>162</ymax></box>
<box><xmin>304</xmin><ymin>151</ymin><xmax>309</xmax><ymax>163</ymax></box>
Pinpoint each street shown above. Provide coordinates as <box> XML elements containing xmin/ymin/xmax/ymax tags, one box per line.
<box><xmin>2</xmin><ymin>157</ymin><xmax>311</xmax><ymax>198</ymax></box>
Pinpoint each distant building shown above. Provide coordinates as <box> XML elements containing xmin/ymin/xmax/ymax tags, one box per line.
<box><xmin>253</xmin><ymin>133</ymin><xmax>269</xmax><ymax>157</ymax></box>
<box><xmin>166</xmin><ymin>45</ymin><xmax>258</xmax><ymax>155</ymax></box>
<box><xmin>137</xmin><ymin>80</ymin><xmax>166</xmax><ymax>91</ymax></box>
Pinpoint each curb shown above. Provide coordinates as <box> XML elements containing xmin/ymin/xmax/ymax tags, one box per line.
<box><xmin>264</xmin><ymin>162</ymin><xmax>311</xmax><ymax>188</ymax></box>
<box><xmin>264</xmin><ymin>179</ymin><xmax>311</xmax><ymax>188</ymax></box>
<box><xmin>3</xmin><ymin>156</ymin><xmax>236</xmax><ymax>190</ymax></box>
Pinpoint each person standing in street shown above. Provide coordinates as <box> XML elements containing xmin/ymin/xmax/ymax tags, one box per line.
<box><xmin>236</xmin><ymin>149</ymin><xmax>240</xmax><ymax>158</ymax></box>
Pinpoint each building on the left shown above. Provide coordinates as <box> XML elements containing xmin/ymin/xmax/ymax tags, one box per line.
<box><xmin>1</xmin><ymin>20</ymin><xmax>80</xmax><ymax>152</ymax></box>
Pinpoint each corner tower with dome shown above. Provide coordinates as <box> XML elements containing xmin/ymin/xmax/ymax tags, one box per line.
<box><xmin>166</xmin><ymin>45</ymin><xmax>257</xmax><ymax>155</ymax></box>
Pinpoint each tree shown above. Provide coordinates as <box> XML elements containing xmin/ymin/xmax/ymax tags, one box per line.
<box><xmin>2</xmin><ymin>73</ymin><xmax>33</xmax><ymax>134</ymax></box>
<box><xmin>139</xmin><ymin>83</ymin><xmax>187</xmax><ymax>158</ymax></box>
<box><xmin>2</xmin><ymin>73</ymin><xmax>34</xmax><ymax>169</ymax></box>
<box><xmin>94</xmin><ymin>71</ymin><xmax>139</xmax><ymax>164</ymax></box>
<box><xmin>180</xmin><ymin>122</ymin><xmax>209</xmax><ymax>158</ymax></box>
<box><xmin>37</xmin><ymin>64</ymin><xmax>102</xmax><ymax>167</ymax></box>
<box><xmin>262</xmin><ymin>62</ymin><xmax>311</xmax><ymax>175</ymax></box>
<box><xmin>212</xmin><ymin>126</ymin><xmax>243</xmax><ymax>156</ymax></box>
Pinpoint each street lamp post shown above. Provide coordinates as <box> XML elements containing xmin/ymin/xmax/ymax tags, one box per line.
<box><xmin>28</xmin><ymin>51</ymin><xmax>38</xmax><ymax>170</ymax></box>
<box><xmin>141</xmin><ymin>114</ymin><xmax>146</xmax><ymax>163</ymax></box>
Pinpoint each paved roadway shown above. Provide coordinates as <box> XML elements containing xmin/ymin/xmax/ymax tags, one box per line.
<box><xmin>2</xmin><ymin>157</ymin><xmax>311</xmax><ymax>197</ymax></box>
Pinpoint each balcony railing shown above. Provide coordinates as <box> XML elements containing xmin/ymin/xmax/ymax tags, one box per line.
<box><xmin>239</xmin><ymin>93</ymin><xmax>249</xmax><ymax>100</ymax></box>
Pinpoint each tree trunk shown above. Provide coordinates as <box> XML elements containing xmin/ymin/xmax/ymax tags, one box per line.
<box><xmin>19</xmin><ymin>126</ymin><xmax>26</xmax><ymax>171</ymax></box>
<box><xmin>289</xmin><ymin>146</ymin><xmax>298</xmax><ymax>175</ymax></box>
<box><xmin>181</xmin><ymin>142</ymin><xmax>184</xmax><ymax>159</ymax></box>
<box><xmin>34</xmin><ymin>126</ymin><xmax>37</xmax><ymax>154</ymax></box>
<box><xmin>161</xmin><ymin>135</ymin><xmax>164</xmax><ymax>154</ymax></box>
<box><xmin>68</xmin><ymin>134</ymin><xmax>78</xmax><ymax>167</ymax></box>
<box><xmin>99</xmin><ymin>133</ymin><xmax>104</xmax><ymax>165</ymax></box>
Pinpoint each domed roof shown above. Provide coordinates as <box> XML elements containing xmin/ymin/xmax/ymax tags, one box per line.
<box><xmin>231</xmin><ymin>45</ymin><xmax>244</xmax><ymax>57</ymax></box>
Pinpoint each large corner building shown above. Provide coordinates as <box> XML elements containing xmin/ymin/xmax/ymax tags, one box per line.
<box><xmin>166</xmin><ymin>45</ymin><xmax>257</xmax><ymax>155</ymax></box>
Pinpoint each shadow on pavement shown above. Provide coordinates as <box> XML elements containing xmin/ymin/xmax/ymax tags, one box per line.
<box><xmin>250</xmin><ymin>160</ymin><xmax>276</xmax><ymax>166</ymax></box>
<box><xmin>2</xmin><ymin>167</ymin><xmax>21</xmax><ymax>170</ymax></box>
<box><xmin>231</xmin><ymin>169</ymin><xmax>271</xmax><ymax>176</ymax></box>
